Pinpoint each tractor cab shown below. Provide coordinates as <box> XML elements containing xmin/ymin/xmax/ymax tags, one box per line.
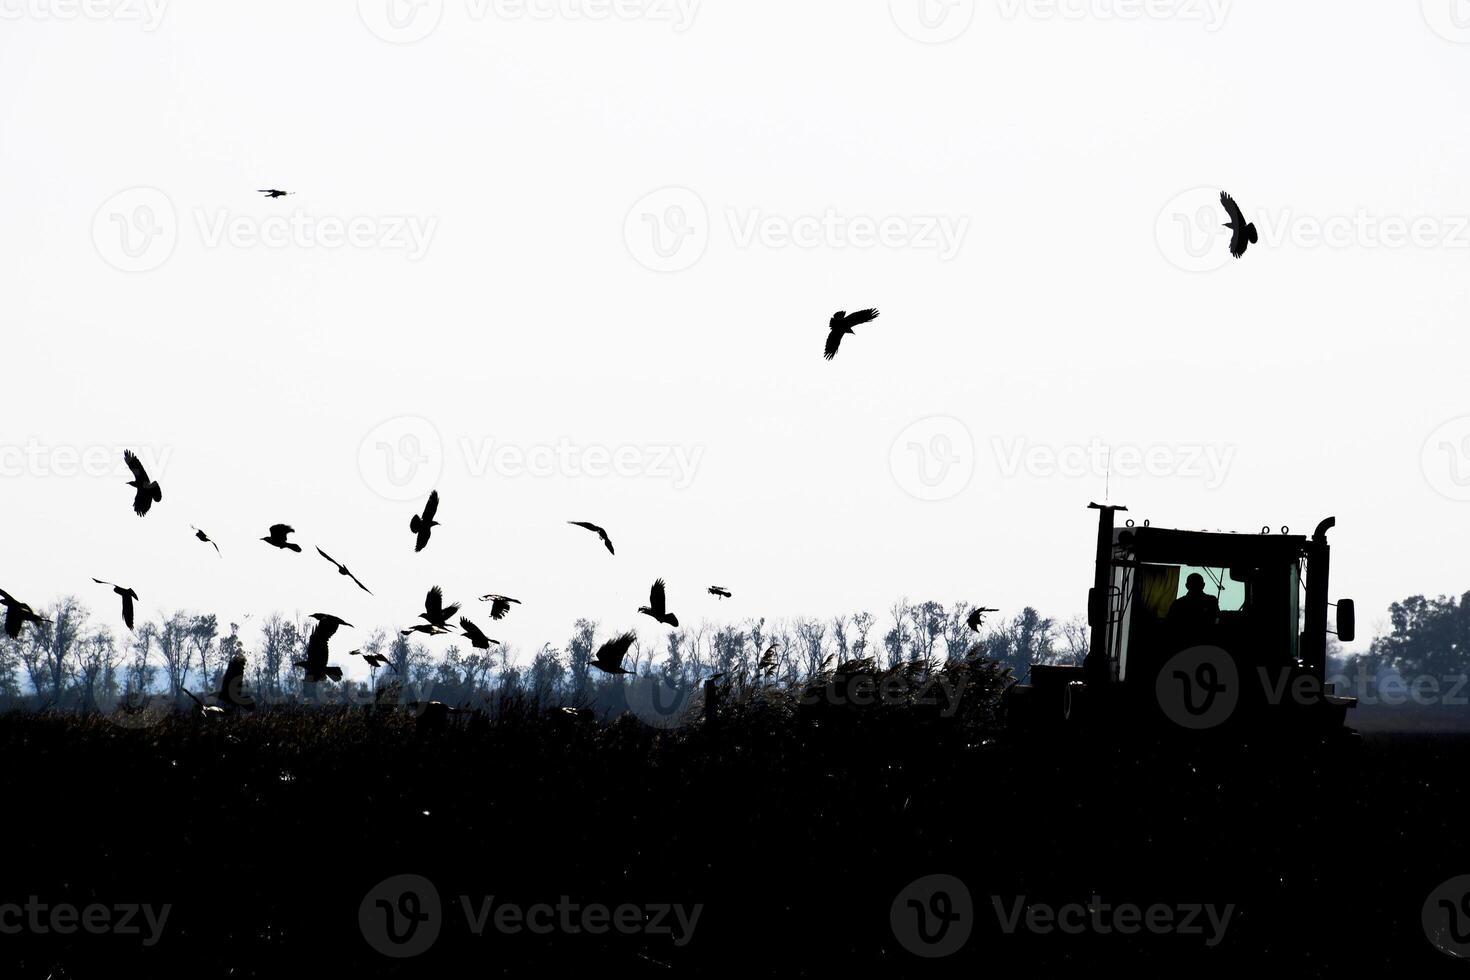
<box><xmin>1009</xmin><ymin>504</ymin><xmax>1358</xmax><ymax>736</ymax></box>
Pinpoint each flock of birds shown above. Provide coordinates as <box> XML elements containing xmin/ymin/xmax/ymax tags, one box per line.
<box><xmin>0</xmin><ymin>451</ymin><xmax>812</xmax><ymax>707</ymax></box>
<box><xmin>0</xmin><ymin>447</ymin><xmax>1006</xmax><ymax>709</ymax></box>
<box><xmin>0</xmin><ymin>187</ymin><xmax>1258</xmax><ymax>709</ymax></box>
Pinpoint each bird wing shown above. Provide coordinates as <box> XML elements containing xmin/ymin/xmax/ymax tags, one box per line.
<box><xmin>270</xmin><ymin>524</ymin><xmax>293</xmax><ymax>538</ymax></box>
<box><xmin>425</xmin><ymin>586</ymin><xmax>444</xmax><ymax>619</ymax></box>
<box><xmin>316</xmin><ymin>546</ymin><xmax>340</xmax><ymax>568</ymax></box>
<box><xmin>490</xmin><ymin>598</ymin><xmax>510</xmax><ymax>620</ymax></box>
<box><xmin>349</xmin><ymin>572</ymin><xmax>372</xmax><ymax>595</ymax></box>
<box><xmin>121</xmin><ymin>592</ymin><xmax>135</xmax><ymax>631</ymax></box>
<box><xmin>597</xmin><ymin>631</ymin><xmax>637</xmax><ymax>668</ymax></box>
<box><xmin>846</xmin><ymin>308</ymin><xmax>880</xmax><ymax>327</ymax></box>
<box><xmin>422</xmin><ymin>490</ymin><xmax>439</xmax><ymax>522</ymax></box>
<box><xmin>123</xmin><ymin>449</ymin><xmax>149</xmax><ymax>484</ymax></box>
<box><xmin>220</xmin><ymin>654</ymin><xmax>246</xmax><ymax>698</ymax></box>
<box><xmin>649</xmin><ymin>578</ymin><xmax>667</xmax><ymax>615</ymax></box>
<box><xmin>1220</xmin><ymin>191</ymin><xmax>1245</xmax><ymax>226</ymax></box>
<box><xmin>824</xmin><ymin>328</ymin><xmax>844</xmax><ymax>361</ymax></box>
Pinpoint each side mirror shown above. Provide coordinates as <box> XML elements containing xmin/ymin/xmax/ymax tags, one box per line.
<box><xmin>1087</xmin><ymin>587</ymin><xmax>1107</xmax><ymax>626</ymax></box>
<box><xmin>1335</xmin><ymin>599</ymin><xmax>1356</xmax><ymax>644</ymax></box>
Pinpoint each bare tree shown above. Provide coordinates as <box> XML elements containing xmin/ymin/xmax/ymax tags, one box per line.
<box><xmin>156</xmin><ymin>612</ymin><xmax>193</xmax><ymax>699</ymax></box>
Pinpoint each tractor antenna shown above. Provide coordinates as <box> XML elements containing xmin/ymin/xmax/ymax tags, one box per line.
<box><xmin>1104</xmin><ymin>444</ymin><xmax>1112</xmax><ymax>503</ymax></box>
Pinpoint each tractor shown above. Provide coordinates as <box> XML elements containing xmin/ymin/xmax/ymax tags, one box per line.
<box><xmin>1006</xmin><ymin>503</ymin><xmax>1359</xmax><ymax>740</ymax></box>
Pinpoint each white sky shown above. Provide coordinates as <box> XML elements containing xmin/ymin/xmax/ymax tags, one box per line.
<box><xmin>2</xmin><ymin>0</ymin><xmax>1469</xmax><ymax>671</ymax></box>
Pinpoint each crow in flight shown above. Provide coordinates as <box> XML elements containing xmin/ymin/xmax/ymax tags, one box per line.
<box><xmin>261</xmin><ymin>524</ymin><xmax>301</xmax><ymax>552</ymax></box>
<box><xmin>317</xmin><ymin>547</ymin><xmax>373</xmax><ymax>595</ymax></box>
<box><xmin>1220</xmin><ymin>191</ymin><xmax>1258</xmax><ymax>259</ymax></box>
<box><xmin>638</xmin><ymin>578</ymin><xmax>680</xmax><ymax>628</ymax></box>
<box><xmin>123</xmin><ymin>450</ymin><xmax>162</xmax><ymax>517</ymax></box>
<box><xmin>0</xmin><ymin>589</ymin><xmax>48</xmax><ymax>640</ymax></box>
<box><xmin>708</xmin><ymin>586</ymin><xmax>732</xmax><ymax>599</ymax></box>
<box><xmin>184</xmin><ymin>654</ymin><xmax>254</xmax><ymax>712</ymax></box>
<box><xmin>215</xmin><ymin>653</ymin><xmax>255</xmax><ymax>709</ymax></box>
<box><xmin>417</xmin><ymin>585</ymin><xmax>460</xmax><ymax>631</ymax></box>
<box><xmin>350</xmin><ymin>649</ymin><xmax>396</xmax><ymax>672</ymax></box>
<box><xmin>479</xmin><ymin>594</ymin><xmax>521</xmax><ymax>621</ymax></box>
<box><xmin>92</xmin><ymin>578</ymin><xmax>139</xmax><ymax>631</ymax></box>
<box><xmin>568</xmin><ymin>521</ymin><xmax>614</xmax><ymax>555</ymax></box>
<box><xmin>967</xmin><ymin>607</ymin><xmax>1000</xmax><ymax>633</ymax></box>
<box><xmin>401</xmin><ymin>624</ymin><xmax>451</xmax><ymax>637</ymax></box>
<box><xmin>258</xmin><ymin>189</ymin><xmax>292</xmax><ymax>199</ymax></box>
<box><xmin>824</xmin><ymin>308</ymin><xmax>879</xmax><ymax>361</ymax></box>
<box><xmin>459</xmin><ymin>617</ymin><xmax>499</xmax><ymax>650</ymax></box>
<box><xmin>296</xmin><ymin>613</ymin><xmax>350</xmax><ymax>683</ymax></box>
<box><xmin>191</xmin><ymin>526</ymin><xmax>220</xmax><ymax>555</ymax></box>
<box><xmin>591</xmin><ymin>631</ymin><xmax>637</xmax><ymax>675</ymax></box>
<box><xmin>410</xmin><ymin>490</ymin><xmax>440</xmax><ymax>553</ymax></box>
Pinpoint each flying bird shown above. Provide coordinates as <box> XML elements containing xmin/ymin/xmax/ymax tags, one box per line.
<box><xmin>824</xmin><ymin>308</ymin><xmax>879</xmax><ymax>361</ymax></box>
<box><xmin>350</xmin><ymin>649</ymin><xmax>396</xmax><ymax>673</ymax></box>
<box><xmin>410</xmin><ymin>490</ymin><xmax>440</xmax><ymax>553</ymax></box>
<box><xmin>637</xmin><ymin>579</ymin><xmax>680</xmax><ymax>628</ymax></box>
<box><xmin>417</xmin><ymin>585</ymin><xmax>460</xmax><ymax>631</ymax></box>
<box><xmin>214</xmin><ymin>653</ymin><xmax>255</xmax><ymax>709</ymax></box>
<box><xmin>316</xmin><ymin>547</ymin><xmax>373</xmax><ymax>595</ymax></box>
<box><xmin>122</xmin><ymin>450</ymin><xmax>162</xmax><ymax>517</ymax></box>
<box><xmin>459</xmin><ymin>617</ymin><xmax>500</xmax><ymax>650</ymax></box>
<box><xmin>591</xmin><ymin>631</ymin><xmax>637</xmax><ymax>675</ymax></box>
<box><xmin>261</xmin><ymin>524</ymin><xmax>301</xmax><ymax>552</ymax></box>
<box><xmin>478</xmin><ymin>594</ymin><xmax>521</xmax><ymax>621</ymax></box>
<box><xmin>708</xmin><ymin>586</ymin><xmax>732</xmax><ymax>599</ymax></box>
<box><xmin>1220</xmin><ymin>191</ymin><xmax>1258</xmax><ymax>259</ymax></box>
<box><xmin>401</xmin><ymin>624</ymin><xmax>451</xmax><ymax>637</ymax></box>
<box><xmin>191</xmin><ymin>526</ymin><xmax>220</xmax><ymax>555</ymax></box>
<box><xmin>0</xmin><ymin>589</ymin><xmax>48</xmax><ymax>640</ymax></box>
<box><xmin>967</xmin><ymin>607</ymin><xmax>1000</xmax><ymax>633</ymax></box>
<box><xmin>92</xmin><ymin>578</ymin><xmax>139</xmax><ymax>631</ymax></box>
<box><xmin>257</xmin><ymin>188</ymin><xmax>292</xmax><ymax>199</ymax></box>
<box><xmin>568</xmin><ymin>521</ymin><xmax>614</xmax><ymax>555</ymax></box>
<box><xmin>296</xmin><ymin>613</ymin><xmax>351</xmax><ymax>683</ymax></box>
<box><xmin>184</xmin><ymin>654</ymin><xmax>254</xmax><ymax>712</ymax></box>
